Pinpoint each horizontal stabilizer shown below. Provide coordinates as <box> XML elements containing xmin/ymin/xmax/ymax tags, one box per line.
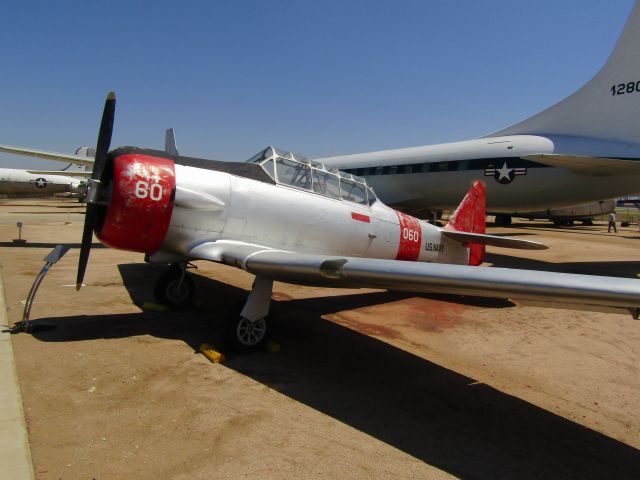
<box><xmin>0</xmin><ymin>144</ymin><xmax>95</xmax><ymax>167</ymax></box>
<box><xmin>440</xmin><ymin>230</ymin><xmax>548</xmax><ymax>250</ymax></box>
<box><xmin>522</xmin><ymin>154</ymin><xmax>640</xmax><ymax>175</ymax></box>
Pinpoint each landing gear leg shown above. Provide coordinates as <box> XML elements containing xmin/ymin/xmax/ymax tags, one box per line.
<box><xmin>224</xmin><ymin>277</ymin><xmax>273</xmax><ymax>352</ymax></box>
<box><xmin>154</xmin><ymin>263</ymin><xmax>195</xmax><ymax>309</ymax></box>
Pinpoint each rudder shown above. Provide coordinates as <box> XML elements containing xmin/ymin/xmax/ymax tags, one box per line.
<box><xmin>445</xmin><ymin>180</ymin><xmax>486</xmax><ymax>266</ymax></box>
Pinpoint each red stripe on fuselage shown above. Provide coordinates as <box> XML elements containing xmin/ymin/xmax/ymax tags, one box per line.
<box><xmin>351</xmin><ymin>212</ymin><xmax>371</xmax><ymax>223</ymax></box>
<box><xmin>395</xmin><ymin>211</ymin><xmax>422</xmax><ymax>261</ymax></box>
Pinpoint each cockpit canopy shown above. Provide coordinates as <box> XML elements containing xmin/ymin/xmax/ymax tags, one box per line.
<box><xmin>246</xmin><ymin>146</ymin><xmax>377</xmax><ymax>206</ymax></box>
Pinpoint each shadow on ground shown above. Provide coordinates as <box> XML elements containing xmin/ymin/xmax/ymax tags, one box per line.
<box><xmin>24</xmin><ymin>262</ymin><xmax>640</xmax><ymax>479</ymax></box>
<box><xmin>492</xmin><ymin>222</ymin><xmax>639</xmax><ymax>239</ymax></box>
<box><xmin>0</xmin><ymin>242</ymin><xmax>106</xmax><ymax>249</ymax></box>
<box><xmin>487</xmin><ymin>253</ymin><xmax>640</xmax><ymax>278</ymax></box>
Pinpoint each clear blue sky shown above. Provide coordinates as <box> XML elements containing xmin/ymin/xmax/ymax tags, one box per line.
<box><xmin>0</xmin><ymin>0</ymin><xmax>635</xmax><ymax>168</ymax></box>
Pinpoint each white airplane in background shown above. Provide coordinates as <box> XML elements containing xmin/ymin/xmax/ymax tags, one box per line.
<box><xmin>0</xmin><ymin>129</ymin><xmax>178</xmax><ymax>197</ymax></box>
<box><xmin>0</xmin><ymin>146</ymin><xmax>92</xmax><ymax>197</ymax></box>
<box><xmin>14</xmin><ymin>92</ymin><xmax>640</xmax><ymax>352</ymax></box>
<box><xmin>317</xmin><ymin>1</ymin><xmax>640</xmax><ymax>225</ymax></box>
<box><xmin>518</xmin><ymin>199</ymin><xmax>616</xmax><ymax>227</ymax></box>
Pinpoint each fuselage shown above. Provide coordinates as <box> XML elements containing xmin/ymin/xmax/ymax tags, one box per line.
<box><xmin>0</xmin><ymin>168</ymin><xmax>82</xmax><ymax>196</ymax></box>
<box><xmin>317</xmin><ymin>134</ymin><xmax>640</xmax><ymax>215</ymax></box>
<box><xmin>159</xmin><ymin>164</ymin><xmax>469</xmax><ymax>266</ymax></box>
<box><xmin>86</xmin><ymin>146</ymin><xmax>472</xmax><ymax>266</ymax></box>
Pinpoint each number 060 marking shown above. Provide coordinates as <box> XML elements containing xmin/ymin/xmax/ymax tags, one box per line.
<box><xmin>135</xmin><ymin>180</ymin><xmax>163</xmax><ymax>201</ymax></box>
<box><xmin>402</xmin><ymin>227</ymin><xmax>419</xmax><ymax>242</ymax></box>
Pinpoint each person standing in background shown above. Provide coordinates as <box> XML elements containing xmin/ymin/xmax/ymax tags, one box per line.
<box><xmin>608</xmin><ymin>211</ymin><xmax>617</xmax><ymax>233</ymax></box>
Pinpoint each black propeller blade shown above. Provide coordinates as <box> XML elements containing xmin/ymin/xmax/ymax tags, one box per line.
<box><xmin>76</xmin><ymin>92</ymin><xmax>116</xmax><ymax>290</ymax></box>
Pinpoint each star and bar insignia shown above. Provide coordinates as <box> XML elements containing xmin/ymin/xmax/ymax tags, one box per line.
<box><xmin>32</xmin><ymin>177</ymin><xmax>48</xmax><ymax>188</ymax></box>
<box><xmin>484</xmin><ymin>161</ymin><xmax>526</xmax><ymax>184</ymax></box>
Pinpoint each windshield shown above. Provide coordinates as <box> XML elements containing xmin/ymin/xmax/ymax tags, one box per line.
<box><xmin>246</xmin><ymin>146</ymin><xmax>377</xmax><ymax>206</ymax></box>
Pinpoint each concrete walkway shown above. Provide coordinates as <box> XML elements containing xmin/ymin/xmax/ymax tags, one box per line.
<box><xmin>0</xmin><ymin>279</ymin><xmax>34</xmax><ymax>480</ymax></box>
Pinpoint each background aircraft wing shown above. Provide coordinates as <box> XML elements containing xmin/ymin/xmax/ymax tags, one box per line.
<box><xmin>26</xmin><ymin>170</ymin><xmax>92</xmax><ymax>177</ymax></box>
<box><xmin>188</xmin><ymin>241</ymin><xmax>640</xmax><ymax>316</ymax></box>
<box><xmin>522</xmin><ymin>154</ymin><xmax>640</xmax><ymax>175</ymax></box>
<box><xmin>0</xmin><ymin>144</ymin><xmax>95</xmax><ymax>167</ymax></box>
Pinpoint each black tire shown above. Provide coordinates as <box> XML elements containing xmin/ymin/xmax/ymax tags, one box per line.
<box><xmin>223</xmin><ymin>302</ymin><xmax>270</xmax><ymax>353</ymax></box>
<box><xmin>494</xmin><ymin>215</ymin><xmax>512</xmax><ymax>226</ymax></box>
<box><xmin>553</xmin><ymin>219</ymin><xmax>572</xmax><ymax>227</ymax></box>
<box><xmin>154</xmin><ymin>266</ymin><xmax>195</xmax><ymax>309</ymax></box>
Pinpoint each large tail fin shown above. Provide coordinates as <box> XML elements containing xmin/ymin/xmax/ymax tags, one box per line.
<box><xmin>445</xmin><ymin>180</ymin><xmax>486</xmax><ymax>265</ymax></box>
<box><xmin>487</xmin><ymin>1</ymin><xmax>640</xmax><ymax>144</ymax></box>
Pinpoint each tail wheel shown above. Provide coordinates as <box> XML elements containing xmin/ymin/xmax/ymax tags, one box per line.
<box><xmin>223</xmin><ymin>302</ymin><xmax>270</xmax><ymax>352</ymax></box>
<box><xmin>154</xmin><ymin>266</ymin><xmax>195</xmax><ymax>309</ymax></box>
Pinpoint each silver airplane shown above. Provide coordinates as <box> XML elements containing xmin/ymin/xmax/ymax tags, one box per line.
<box><xmin>46</xmin><ymin>93</ymin><xmax>640</xmax><ymax>352</ymax></box>
<box><xmin>0</xmin><ymin>147</ymin><xmax>92</xmax><ymax>197</ymax></box>
<box><xmin>316</xmin><ymin>1</ymin><xmax>640</xmax><ymax>225</ymax></box>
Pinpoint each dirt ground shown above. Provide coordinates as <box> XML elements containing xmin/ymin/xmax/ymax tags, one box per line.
<box><xmin>1</xmin><ymin>198</ymin><xmax>639</xmax><ymax>479</ymax></box>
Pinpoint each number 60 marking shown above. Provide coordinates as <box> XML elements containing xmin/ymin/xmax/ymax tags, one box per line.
<box><xmin>135</xmin><ymin>180</ymin><xmax>163</xmax><ymax>201</ymax></box>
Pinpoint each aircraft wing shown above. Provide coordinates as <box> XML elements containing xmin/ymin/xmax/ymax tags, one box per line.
<box><xmin>26</xmin><ymin>170</ymin><xmax>92</xmax><ymax>177</ymax></box>
<box><xmin>521</xmin><ymin>154</ymin><xmax>640</xmax><ymax>175</ymax></box>
<box><xmin>188</xmin><ymin>241</ymin><xmax>640</xmax><ymax>316</ymax></box>
<box><xmin>0</xmin><ymin>144</ymin><xmax>95</xmax><ymax>167</ymax></box>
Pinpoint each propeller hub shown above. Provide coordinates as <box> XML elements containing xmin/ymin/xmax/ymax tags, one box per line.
<box><xmin>84</xmin><ymin>178</ymin><xmax>102</xmax><ymax>204</ymax></box>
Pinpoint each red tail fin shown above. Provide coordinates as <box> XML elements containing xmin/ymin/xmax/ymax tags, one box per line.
<box><xmin>445</xmin><ymin>181</ymin><xmax>486</xmax><ymax>266</ymax></box>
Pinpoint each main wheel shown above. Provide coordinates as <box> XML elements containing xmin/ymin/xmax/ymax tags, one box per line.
<box><xmin>223</xmin><ymin>303</ymin><xmax>270</xmax><ymax>353</ymax></box>
<box><xmin>154</xmin><ymin>266</ymin><xmax>195</xmax><ymax>309</ymax></box>
<box><xmin>494</xmin><ymin>215</ymin><xmax>512</xmax><ymax>226</ymax></box>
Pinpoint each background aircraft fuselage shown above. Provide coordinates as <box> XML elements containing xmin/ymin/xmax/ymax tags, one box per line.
<box><xmin>0</xmin><ymin>168</ymin><xmax>82</xmax><ymax>196</ymax></box>
<box><xmin>319</xmin><ymin>135</ymin><xmax>640</xmax><ymax>216</ymax></box>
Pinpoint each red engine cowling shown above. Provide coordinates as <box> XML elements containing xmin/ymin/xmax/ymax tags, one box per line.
<box><xmin>96</xmin><ymin>153</ymin><xmax>176</xmax><ymax>253</ymax></box>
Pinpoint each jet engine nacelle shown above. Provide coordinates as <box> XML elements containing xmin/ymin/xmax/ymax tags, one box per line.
<box><xmin>69</xmin><ymin>181</ymin><xmax>86</xmax><ymax>196</ymax></box>
<box><xmin>96</xmin><ymin>153</ymin><xmax>176</xmax><ymax>253</ymax></box>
